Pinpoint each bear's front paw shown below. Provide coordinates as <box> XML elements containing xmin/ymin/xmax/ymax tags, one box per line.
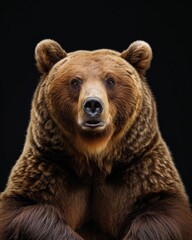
<box><xmin>122</xmin><ymin>212</ymin><xmax>182</xmax><ymax>240</ymax></box>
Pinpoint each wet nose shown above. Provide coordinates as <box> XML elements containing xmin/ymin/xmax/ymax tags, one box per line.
<box><xmin>83</xmin><ymin>97</ymin><xmax>103</xmax><ymax>117</ymax></box>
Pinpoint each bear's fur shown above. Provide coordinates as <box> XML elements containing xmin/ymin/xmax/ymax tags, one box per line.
<box><xmin>0</xmin><ymin>39</ymin><xmax>192</xmax><ymax>240</ymax></box>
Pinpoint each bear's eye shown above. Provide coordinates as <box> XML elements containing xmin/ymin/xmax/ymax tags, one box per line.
<box><xmin>70</xmin><ymin>78</ymin><xmax>82</xmax><ymax>89</ymax></box>
<box><xmin>105</xmin><ymin>77</ymin><xmax>116</xmax><ymax>89</ymax></box>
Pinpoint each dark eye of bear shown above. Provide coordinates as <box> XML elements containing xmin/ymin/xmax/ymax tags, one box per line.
<box><xmin>105</xmin><ymin>77</ymin><xmax>116</xmax><ymax>89</ymax></box>
<box><xmin>70</xmin><ymin>78</ymin><xmax>82</xmax><ymax>89</ymax></box>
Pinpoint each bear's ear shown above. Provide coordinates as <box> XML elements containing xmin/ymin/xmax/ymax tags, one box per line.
<box><xmin>35</xmin><ymin>39</ymin><xmax>67</xmax><ymax>74</ymax></box>
<box><xmin>121</xmin><ymin>40</ymin><xmax>152</xmax><ymax>75</ymax></box>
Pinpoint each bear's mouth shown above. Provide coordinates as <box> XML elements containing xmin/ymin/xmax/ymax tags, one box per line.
<box><xmin>83</xmin><ymin>120</ymin><xmax>105</xmax><ymax>129</ymax></box>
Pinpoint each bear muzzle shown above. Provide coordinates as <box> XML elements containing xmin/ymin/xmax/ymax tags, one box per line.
<box><xmin>82</xmin><ymin>97</ymin><xmax>105</xmax><ymax>129</ymax></box>
<box><xmin>83</xmin><ymin>97</ymin><xmax>103</xmax><ymax>117</ymax></box>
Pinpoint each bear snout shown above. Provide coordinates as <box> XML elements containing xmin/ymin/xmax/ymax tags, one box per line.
<box><xmin>82</xmin><ymin>97</ymin><xmax>105</xmax><ymax>129</ymax></box>
<box><xmin>83</xmin><ymin>97</ymin><xmax>103</xmax><ymax>117</ymax></box>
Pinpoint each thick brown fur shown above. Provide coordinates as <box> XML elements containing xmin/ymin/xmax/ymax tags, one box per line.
<box><xmin>0</xmin><ymin>39</ymin><xmax>192</xmax><ymax>239</ymax></box>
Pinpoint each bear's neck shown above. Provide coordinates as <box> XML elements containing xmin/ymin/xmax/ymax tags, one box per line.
<box><xmin>24</xmin><ymin>114</ymin><xmax>159</xmax><ymax>178</ymax></box>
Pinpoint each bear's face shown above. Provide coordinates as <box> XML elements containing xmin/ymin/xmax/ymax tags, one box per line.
<box><xmin>35</xmin><ymin>40</ymin><xmax>152</xmax><ymax>156</ymax></box>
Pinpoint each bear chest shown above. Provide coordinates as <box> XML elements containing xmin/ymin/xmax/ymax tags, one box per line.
<box><xmin>91</xmin><ymin>180</ymin><xmax>132</xmax><ymax>236</ymax></box>
<box><xmin>57</xmin><ymin>172</ymin><xmax>132</xmax><ymax>236</ymax></box>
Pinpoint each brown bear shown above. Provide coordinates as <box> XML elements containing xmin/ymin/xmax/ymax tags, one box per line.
<box><xmin>0</xmin><ymin>39</ymin><xmax>192</xmax><ymax>240</ymax></box>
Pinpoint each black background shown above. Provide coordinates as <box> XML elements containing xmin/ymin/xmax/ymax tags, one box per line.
<box><xmin>1</xmin><ymin>1</ymin><xmax>192</xmax><ymax>204</ymax></box>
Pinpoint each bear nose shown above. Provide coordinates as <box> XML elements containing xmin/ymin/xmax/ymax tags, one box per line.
<box><xmin>83</xmin><ymin>97</ymin><xmax>103</xmax><ymax>117</ymax></box>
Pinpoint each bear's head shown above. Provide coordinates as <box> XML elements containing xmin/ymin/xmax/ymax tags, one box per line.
<box><xmin>33</xmin><ymin>39</ymin><xmax>153</xmax><ymax>159</ymax></box>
